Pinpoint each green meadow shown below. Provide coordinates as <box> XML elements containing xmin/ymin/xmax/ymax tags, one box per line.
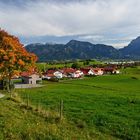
<box><xmin>36</xmin><ymin>59</ymin><xmax>103</xmax><ymax>70</ymax></box>
<box><xmin>15</xmin><ymin>67</ymin><xmax>140</xmax><ymax>140</ymax></box>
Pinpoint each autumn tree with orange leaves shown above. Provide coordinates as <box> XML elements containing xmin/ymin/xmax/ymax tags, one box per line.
<box><xmin>0</xmin><ymin>29</ymin><xmax>37</xmax><ymax>91</ymax></box>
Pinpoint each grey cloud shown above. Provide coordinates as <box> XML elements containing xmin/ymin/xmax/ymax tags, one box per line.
<box><xmin>0</xmin><ymin>0</ymin><xmax>140</xmax><ymax>48</ymax></box>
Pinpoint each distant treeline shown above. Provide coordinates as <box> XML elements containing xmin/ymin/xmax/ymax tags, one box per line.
<box><xmin>36</xmin><ymin>60</ymin><xmax>140</xmax><ymax>72</ymax></box>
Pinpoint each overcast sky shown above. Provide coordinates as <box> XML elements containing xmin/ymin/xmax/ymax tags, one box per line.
<box><xmin>0</xmin><ymin>0</ymin><xmax>140</xmax><ymax>48</ymax></box>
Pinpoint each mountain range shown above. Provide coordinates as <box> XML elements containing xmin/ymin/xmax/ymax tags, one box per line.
<box><xmin>25</xmin><ymin>37</ymin><xmax>140</xmax><ymax>61</ymax></box>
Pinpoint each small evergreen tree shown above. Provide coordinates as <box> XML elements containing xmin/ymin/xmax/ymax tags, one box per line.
<box><xmin>71</xmin><ymin>62</ymin><xmax>80</xmax><ymax>69</ymax></box>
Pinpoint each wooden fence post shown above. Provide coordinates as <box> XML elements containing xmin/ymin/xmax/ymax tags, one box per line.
<box><xmin>27</xmin><ymin>94</ymin><xmax>29</xmax><ymax>107</ymax></box>
<box><xmin>37</xmin><ymin>100</ymin><xmax>41</xmax><ymax>112</ymax></box>
<box><xmin>60</xmin><ymin>99</ymin><xmax>63</xmax><ymax>120</ymax></box>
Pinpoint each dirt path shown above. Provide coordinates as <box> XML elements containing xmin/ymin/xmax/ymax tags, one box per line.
<box><xmin>0</xmin><ymin>93</ymin><xmax>5</xmax><ymax>98</ymax></box>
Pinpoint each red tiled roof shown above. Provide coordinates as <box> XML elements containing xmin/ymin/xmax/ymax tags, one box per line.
<box><xmin>42</xmin><ymin>70</ymin><xmax>56</xmax><ymax>75</ymax></box>
<box><xmin>62</xmin><ymin>68</ymin><xmax>75</xmax><ymax>73</ymax></box>
<box><xmin>80</xmin><ymin>68</ymin><xmax>89</xmax><ymax>74</ymax></box>
<box><xmin>46</xmin><ymin>70</ymin><xmax>56</xmax><ymax>74</ymax></box>
<box><xmin>46</xmin><ymin>73</ymin><xmax>55</xmax><ymax>77</ymax></box>
<box><xmin>20</xmin><ymin>72</ymin><xmax>38</xmax><ymax>77</ymax></box>
<box><xmin>92</xmin><ymin>68</ymin><xmax>103</xmax><ymax>72</ymax></box>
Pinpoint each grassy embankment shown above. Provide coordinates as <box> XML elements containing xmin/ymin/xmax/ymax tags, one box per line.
<box><xmin>0</xmin><ymin>94</ymin><xmax>97</xmax><ymax>139</ymax></box>
<box><xmin>0</xmin><ymin>66</ymin><xmax>140</xmax><ymax>139</ymax></box>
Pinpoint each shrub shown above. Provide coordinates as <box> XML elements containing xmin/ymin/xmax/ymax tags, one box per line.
<box><xmin>48</xmin><ymin>78</ymin><xmax>59</xmax><ymax>82</ymax></box>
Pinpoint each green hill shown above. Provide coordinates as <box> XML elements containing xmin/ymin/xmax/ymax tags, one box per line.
<box><xmin>25</xmin><ymin>37</ymin><xmax>140</xmax><ymax>62</ymax></box>
<box><xmin>25</xmin><ymin>40</ymin><xmax>120</xmax><ymax>61</ymax></box>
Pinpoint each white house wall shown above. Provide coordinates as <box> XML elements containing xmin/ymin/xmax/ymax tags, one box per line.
<box><xmin>54</xmin><ymin>71</ymin><xmax>63</xmax><ymax>79</ymax></box>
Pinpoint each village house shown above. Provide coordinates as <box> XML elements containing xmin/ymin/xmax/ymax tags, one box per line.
<box><xmin>80</xmin><ymin>68</ymin><xmax>91</xmax><ymax>75</ymax></box>
<box><xmin>54</xmin><ymin>71</ymin><xmax>63</xmax><ymax>79</ymax></box>
<box><xmin>70</xmin><ymin>70</ymin><xmax>83</xmax><ymax>78</ymax></box>
<box><xmin>42</xmin><ymin>66</ymin><xmax>120</xmax><ymax>81</ymax></box>
<box><xmin>75</xmin><ymin>70</ymin><xmax>84</xmax><ymax>77</ymax></box>
<box><xmin>81</xmin><ymin>67</ymin><xmax>104</xmax><ymax>76</ymax></box>
<box><xmin>21</xmin><ymin>72</ymin><xmax>42</xmax><ymax>84</ymax></box>
<box><xmin>62</xmin><ymin>68</ymin><xmax>83</xmax><ymax>78</ymax></box>
<box><xmin>42</xmin><ymin>69</ymin><xmax>63</xmax><ymax>79</ymax></box>
<box><xmin>81</xmin><ymin>68</ymin><xmax>93</xmax><ymax>75</ymax></box>
<box><xmin>115</xmin><ymin>70</ymin><xmax>120</xmax><ymax>74</ymax></box>
<box><xmin>42</xmin><ymin>73</ymin><xmax>55</xmax><ymax>80</ymax></box>
<box><xmin>103</xmin><ymin>67</ymin><xmax>120</xmax><ymax>74</ymax></box>
<box><xmin>92</xmin><ymin>68</ymin><xmax>104</xmax><ymax>76</ymax></box>
<box><xmin>61</xmin><ymin>68</ymin><xmax>75</xmax><ymax>78</ymax></box>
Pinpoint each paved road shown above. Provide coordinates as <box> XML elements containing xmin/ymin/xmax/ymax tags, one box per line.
<box><xmin>15</xmin><ymin>84</ymin><xmax>43</xmax><ymax>89</ymax></box>
<box><xmin>0</xmin><ymin>93</ymin><xmax>5</xmax><ymax>98</ymax></box>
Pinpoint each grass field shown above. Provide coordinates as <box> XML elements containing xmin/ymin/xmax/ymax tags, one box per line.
<box><xmin>16</xmin><ymin>67</ymin><xmax>140</xmax><ymax>140</ymax></box>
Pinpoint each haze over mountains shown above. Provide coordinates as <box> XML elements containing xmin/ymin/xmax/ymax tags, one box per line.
<box><xmin>25</xmin><ymin>36</ymin><xmax>140</xmax><ymax>62</ymax></box>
